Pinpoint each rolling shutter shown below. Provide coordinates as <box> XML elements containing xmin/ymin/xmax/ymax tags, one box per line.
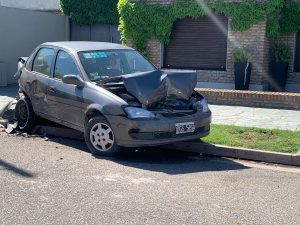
<box><xmin>294</xmin><ymin>32</ymin><xmax>300</xmax><ymax>72</ymax></box>
<box><xmin>164</xmin><ymin>15</ymin><xmax>228</xmax><ymax>70</ymax></box>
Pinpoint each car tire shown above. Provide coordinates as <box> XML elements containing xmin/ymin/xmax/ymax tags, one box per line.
<box><xmin>84</xmin><ymin>116</ymin><xmax>120</xmax><ymax>157</ymax></box>
<box><xmin>15</xmin><ymin>96</ymin><xmax>36</xmax><ymax>132</ymax></box>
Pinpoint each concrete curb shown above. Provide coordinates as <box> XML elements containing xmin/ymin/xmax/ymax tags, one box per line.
<box><xmin>164</xmin><ymin>142</ymin><xmax>300</xmax><ymax>167</ymax></box>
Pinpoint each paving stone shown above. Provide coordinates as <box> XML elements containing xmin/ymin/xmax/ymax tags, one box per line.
<box><xmin>209</xmin><ymin>104</ymin><xmax>300</xmax><ymax>131</ymax></box>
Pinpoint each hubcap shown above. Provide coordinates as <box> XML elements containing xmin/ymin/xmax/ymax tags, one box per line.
<box><xmin>89</xmin><ymin>123</ymin><xmax>114</xmax><ymax>152</ymax></box>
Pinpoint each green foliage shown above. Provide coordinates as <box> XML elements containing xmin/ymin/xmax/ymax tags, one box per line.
<box><xmin>60</xmin><ymin>0</ymin><xmax>300</xmax><ymax>53</ymax></box>
<box><xmin>212</xmin><ymin>0</ymin><xmax>267</xmax><ymax>31</ymax></box>
<box><xmin>118</xmin><ymin>0</ymin><xmax>300</xmax><ymax>53</ymax></box>
<box><xmin>279</xmin><ymin>0</ymin><xmax>300</xmax><ymax>34</ymax></box>
<box><xmin>270</xmin><ymin>41</ymin><xmax>291</xmax><ymax>63</ymax></box>
<box><xmin>213</xmin><ymin>0</ymin><xmax>285</xmax><ymax>40</ymax></box>
<box><xmin>60</xmin><ymin>0</ymin><xmax>119</xmax><ymax>25</ymax></box>
<box><xmin>118</xmin><ymin>0</ymin><xmax>206</xmax><ymax>53</ymax></box>
<box><xmin>232</xmin><ymin>47</ymin><xmax>252</xmax><ymax>63</ymax></box>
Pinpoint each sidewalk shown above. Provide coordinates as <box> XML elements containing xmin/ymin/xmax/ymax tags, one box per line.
<box><xmin>0</xmin><ymin>85</ymin><xmax>18</xmax><ymax>115</ymax></box>
<box><xmin>210</xmin><ymin>105</ymin><xmax>300</xmax><ymax>131</ymax></box>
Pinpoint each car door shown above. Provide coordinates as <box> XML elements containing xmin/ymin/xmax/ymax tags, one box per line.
<box><xmin>47</xmin><ymin>50</ymin><xmax>85</xmax><ymax>130</ymax></box>
<box><xmin>27</xmin><ymin>47</ymin><xmax>55</xmax><ymax>116</ymax></box>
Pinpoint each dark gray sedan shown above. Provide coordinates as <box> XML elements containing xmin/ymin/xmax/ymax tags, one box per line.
<box><xmin>15</xmin><ymin>42</ymin><xmax>211</xmax><ymax>156</ymax></box>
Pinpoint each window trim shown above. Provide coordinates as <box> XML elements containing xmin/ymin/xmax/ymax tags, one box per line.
<box><xmin>32</xmin><ymin>47</ymin><xmax>55</xmax><ymax>77</ymax></box>
<box><xmin>53</xmin><ymin>49</ymin><xmax>80</xmax><ymax>81</ymax></box>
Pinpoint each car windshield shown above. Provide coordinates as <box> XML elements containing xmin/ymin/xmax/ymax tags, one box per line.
<box><xmin>78</xmin><ymin>49</ymin><xmax>156</xmax><ymax>82</ymax></box>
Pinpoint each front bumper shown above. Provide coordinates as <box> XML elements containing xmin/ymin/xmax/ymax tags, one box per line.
<box><xmin>106</xmin><ymin>111</ymin><xmax>212</xmax><ymax>147</ymax></box>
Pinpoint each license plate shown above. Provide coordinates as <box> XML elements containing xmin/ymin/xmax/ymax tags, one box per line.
<box><xmin>175</xmin><ymin>122</ymin><xmax>195</xmax><ymax>134</ymax></box>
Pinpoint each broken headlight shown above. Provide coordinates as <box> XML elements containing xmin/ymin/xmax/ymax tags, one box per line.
<box><xmin>124</xmin><ymin>107</ymin><xmax>156</xmax><ymax>119</ymax></box>
<box><xmin>193</xmin><ymin>99</ymin><xmax>210</xmax><ymax>113</ymax></box>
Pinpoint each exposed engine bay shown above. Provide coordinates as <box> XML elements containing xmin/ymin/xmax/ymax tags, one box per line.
<box><xmin>98</xmin><ymin>70</ymin><xmax>204</xmax><ymax>115</ymax></box>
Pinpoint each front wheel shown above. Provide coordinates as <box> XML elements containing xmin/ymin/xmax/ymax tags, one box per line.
<box><xmin>84</xmin><ymin>116</ymin><xmax>120</xmax><ymax>157</ymax></box>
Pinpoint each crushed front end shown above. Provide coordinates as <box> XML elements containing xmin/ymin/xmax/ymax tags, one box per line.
<box><xmin>99</xmin><ymin>70</ymin><xmax>211</xmax><ymax>147</ymax></box>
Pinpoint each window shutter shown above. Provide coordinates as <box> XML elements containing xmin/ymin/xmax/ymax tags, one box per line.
<box><xmin>164</xmin><ymin>15</ymin><xmax>228</xmax><ymax>70</ymax></box>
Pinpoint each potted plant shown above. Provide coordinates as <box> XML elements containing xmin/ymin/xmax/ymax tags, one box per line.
<box><xmin>232</xmin><ymin>47</ymin><xmax>252</xmax><ymax>90</ymax></box>
<box><xmin>269</xmin><ymin>42</ymin><xmax>290</xmax><ymax>92</ymax></box>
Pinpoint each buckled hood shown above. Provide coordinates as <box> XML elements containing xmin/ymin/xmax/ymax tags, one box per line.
<box><xmin>121</xmin><ymin>70</ymin><xmax>197</xmax><ymax>106</ymax></box>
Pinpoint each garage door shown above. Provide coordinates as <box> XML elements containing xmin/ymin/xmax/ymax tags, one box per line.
<box><xmin>294</xmin><ymin>32</ymin><xmax>300</xmax><ymax>72</ymax></box>
<box><xmin>70</xmin><ymin>20</ymin><xmax>121</xmax><ymax>43</ymax></box>
<box><xmin>164</xmin><ymin>15</ymin><xmax>228</xmax><ymax>70</ymax></box>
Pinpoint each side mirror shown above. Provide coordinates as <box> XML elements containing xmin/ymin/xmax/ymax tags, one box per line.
<box><xmin>62</xmin><ymin>75</ymin><xmax>85</xmax><ymax>88</ymax></box>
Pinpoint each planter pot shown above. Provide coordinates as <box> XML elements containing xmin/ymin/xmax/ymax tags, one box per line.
<box><xmin>234</xmin><ymin>62</ymin><xmax>252</xmax><ymax>90</ymax></box>
<box><xmin>268</xmin><ymin>62</ymin><xmax>289</xmax><ymax>92</ymax></box>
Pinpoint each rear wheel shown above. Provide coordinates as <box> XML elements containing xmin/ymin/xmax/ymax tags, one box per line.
<box><xmin>15</xmin><ymin>96</ymin><xmax>36</xmax><ymax>132</ymax></box>
<box><xmin>84</xmin><ymin>116</ymin><xmax>120</xmax><ymax>156</ymax></box>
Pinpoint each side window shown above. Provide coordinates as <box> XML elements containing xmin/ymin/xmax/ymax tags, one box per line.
<box><xmin>54</xmin><ymin>50</ymin><xmax>79</xmax><ymax>80</ymax></box>
<box><xmin>32</xmin><ymin>48</ymin><xmax>55</xmax><ymax>76</ymax></box>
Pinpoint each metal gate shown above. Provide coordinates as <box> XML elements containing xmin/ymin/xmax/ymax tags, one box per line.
<box><xmin>70</xmin><ymin>21</ymin><xmax>121</xmax><ymax>44</ymax></box>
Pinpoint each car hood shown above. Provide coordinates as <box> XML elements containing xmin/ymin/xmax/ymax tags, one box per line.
<box><xmin>101</xmin><ymin>70</ymin><xmax>197</xmax><ymax>106</ymax></box>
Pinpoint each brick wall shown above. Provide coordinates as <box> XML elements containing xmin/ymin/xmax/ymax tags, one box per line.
<box><xmin>126</xmin><ymin>39</ymin><xmax>162</xmax><ymax>68</ymax></box>
<box><xmin>197</xmin><ymin>20</ymin><xmax>269</xmax><ymax>86</ymax></box>
<box><xmin>128</xmin><ymin>0</ymin><xmax>300</xmax><ymax>92</ymax></box>
<box><xmin>197</xmin><ymin>88</ymin><xmax>300</xmax><ymax>110</ymax></box>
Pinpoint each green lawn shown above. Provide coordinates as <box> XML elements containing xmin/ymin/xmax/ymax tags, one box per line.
<box><xmin>201</xmin><ymin>124</ymin><xmax>300</xmax><ymax>154</ymax></box>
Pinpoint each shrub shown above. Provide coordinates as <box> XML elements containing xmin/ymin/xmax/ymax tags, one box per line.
<box><xmin>232</xmin><ymin>48</ymin><xmax>252</xmax><ymax>63</ymax></box>
<box><xmin>270</xmin><ymin>42</ymin><xmax>290</xmax><ymax>63</ymax></box>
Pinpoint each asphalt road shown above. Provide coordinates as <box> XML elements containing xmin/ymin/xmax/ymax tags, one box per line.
<box><xmin>1</xmin><ymin>132</ymin><xmax>300</xmax><ymax>225</ymax></box>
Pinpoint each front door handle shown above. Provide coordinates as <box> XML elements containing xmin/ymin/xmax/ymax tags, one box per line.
<box><xmin>48</xmin><ymin>87</ymin><xmax>56</xmax><ymax>94</ymax></box>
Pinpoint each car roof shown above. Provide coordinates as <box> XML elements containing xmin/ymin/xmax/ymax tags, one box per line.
<box><xmin>42</xmin><ymin>41</ymin><xmax>133</xmax><ymax>52</ymax></box>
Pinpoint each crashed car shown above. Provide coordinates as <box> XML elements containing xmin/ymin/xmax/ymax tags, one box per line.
<box><xmin>14</xmin><ymin>42</ymin><xmax>211</xmax><ymax>156</ymax></box>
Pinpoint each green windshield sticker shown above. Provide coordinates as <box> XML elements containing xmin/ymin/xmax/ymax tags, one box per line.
<box><xmin>98</xmin><ymin>52</ymin><xmax>107</xmax><ymax>58</ymax></box>
<box><xmin>82</xmin><ymin>52</ymin><xmax>107</xmax><ymax>59</ymax></box>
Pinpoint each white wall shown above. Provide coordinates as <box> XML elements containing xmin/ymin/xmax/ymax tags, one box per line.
<box><xmin>0</xmin><ymin>0</ymin><xmax>60</xmax><ymax>11</ymax></box>
<box><xmin>0</xmin><ymin>6</ymin><xmax>68</xmax><ymax>85</ymax></box>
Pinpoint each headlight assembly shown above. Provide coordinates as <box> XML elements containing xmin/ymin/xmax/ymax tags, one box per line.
<box><xmin>124</xmin><ymin>107</ymin><xmax>156</xmax><ymax>119</ymax></box>
<box><xmin>193</xmin><ymin>99</ymin><xmax>210</xmax><ymax>113</ymax></box>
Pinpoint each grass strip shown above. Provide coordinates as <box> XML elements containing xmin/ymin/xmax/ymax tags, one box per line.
<box><xmin>201</xmin><ymin>124</ymin><xmax>300</xmax><ymax>154</ymax></box>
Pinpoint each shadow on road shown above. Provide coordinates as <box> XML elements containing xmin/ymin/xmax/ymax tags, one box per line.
<box><xmin>0</xmin><ymin>159</ymin><xmax>34</xmax><ymax>178</ymax></box>
<box><xmin>49</xmin><ymin>137</ymin><xmax>249</xmax><ymax>175</ymax></box>
<box><xmin>112</xmin><ymin>148</ymin><xmax>249</xmax><ymax>175</ymax></box>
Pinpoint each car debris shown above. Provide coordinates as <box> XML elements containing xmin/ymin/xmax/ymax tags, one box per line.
<box><xmin>5</xmin><ymin>121</ymin><xmax>18</xmax><ymax>134</ymax></box>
